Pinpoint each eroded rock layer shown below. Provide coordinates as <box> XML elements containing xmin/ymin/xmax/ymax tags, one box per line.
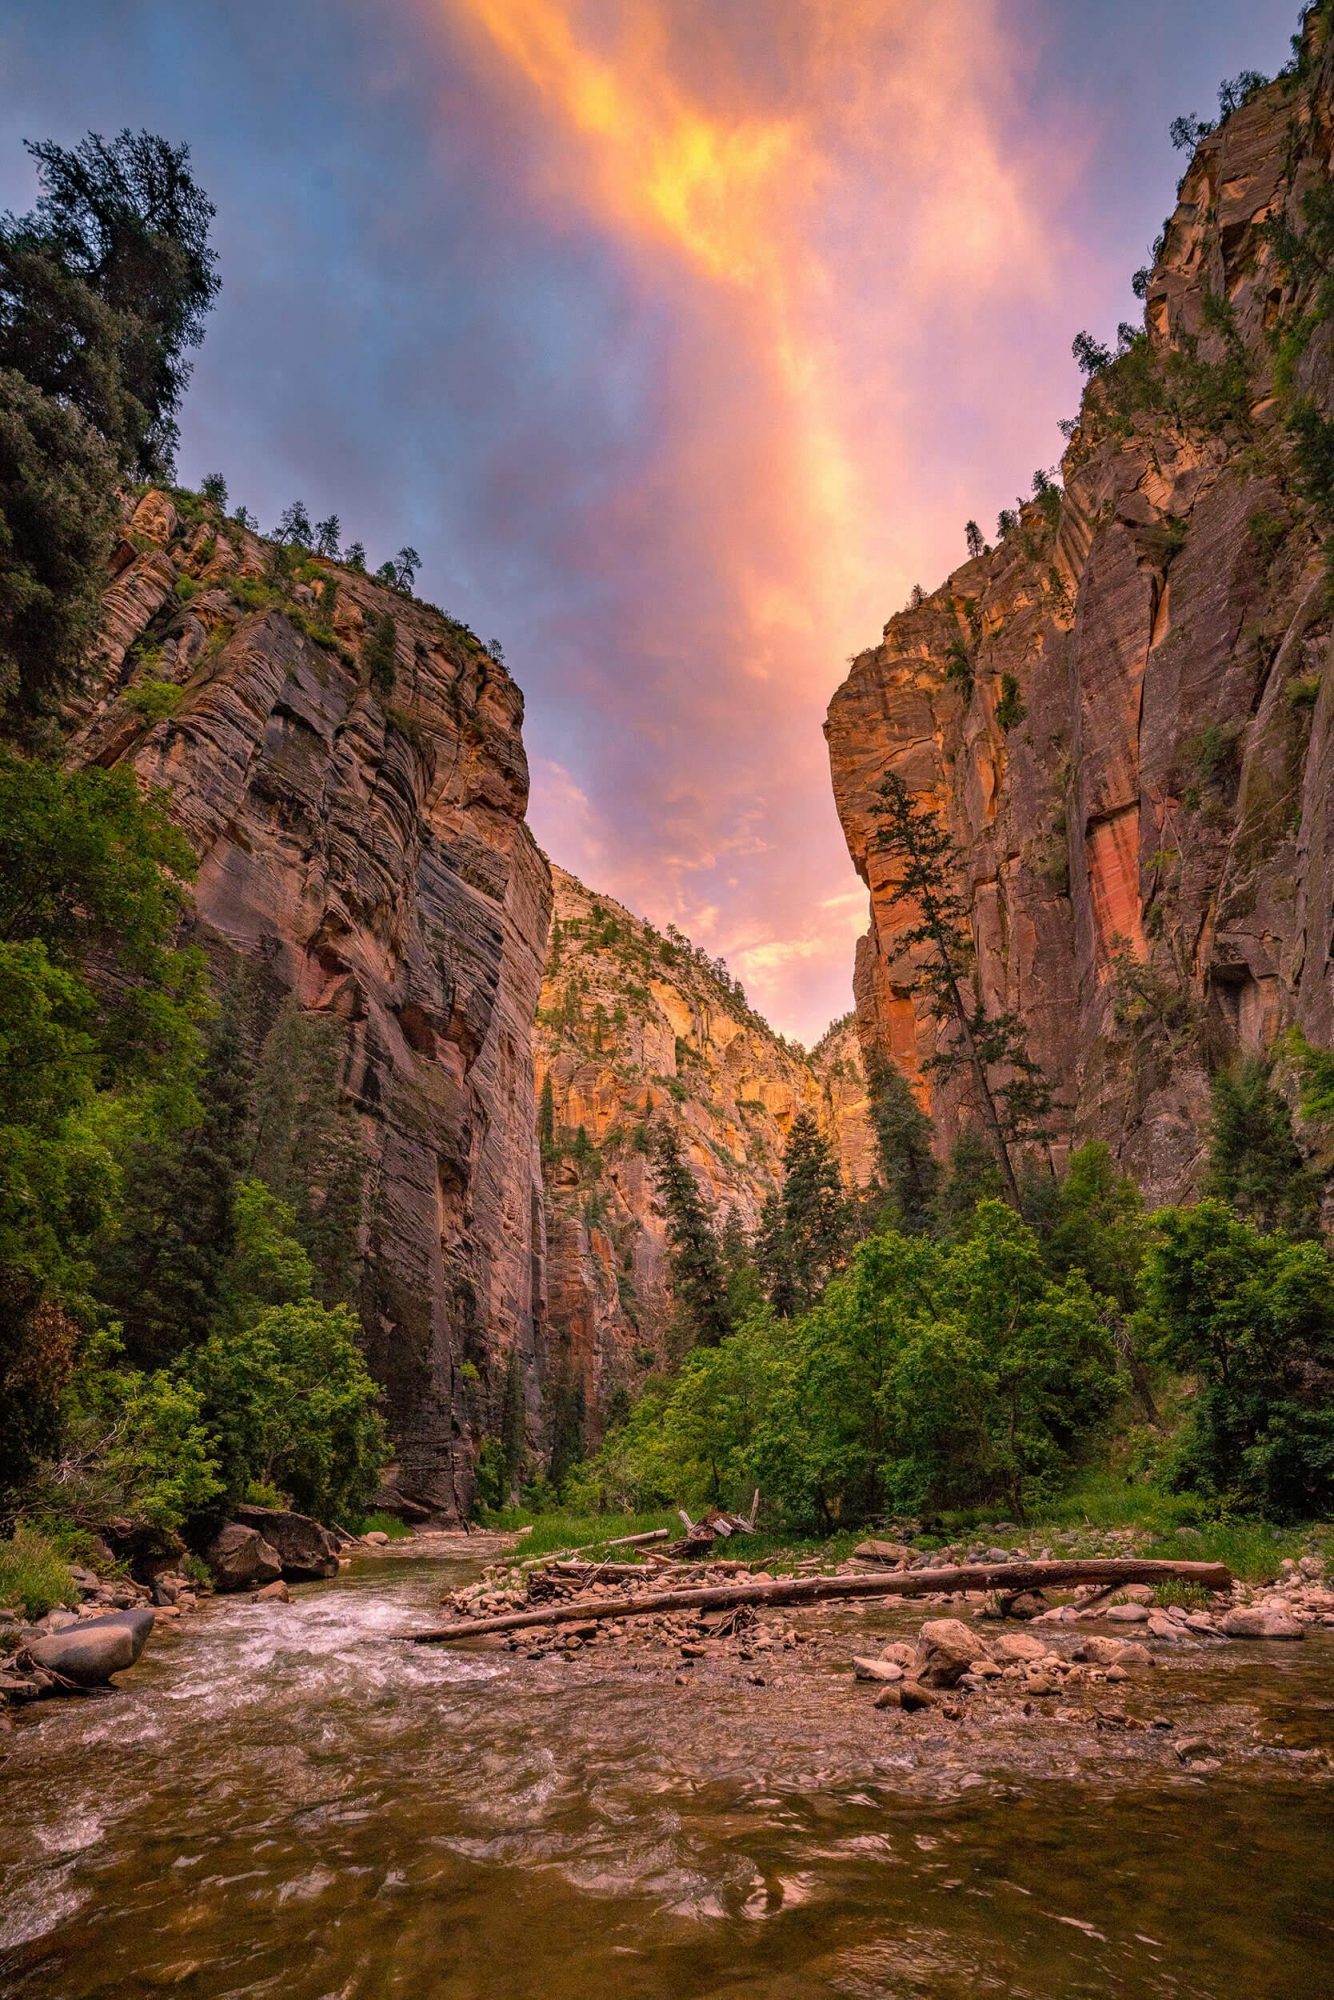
<box><xmin>827</xmin><ymin>41</ymin><xmax>1334</xmax><ymax>1199</ymax></box>
<box><xmin>536</xmin><ymin>865</ymin><xmax>874</xmax><ymax>1430</ymax></box>
<box><xmin>75</xmin><ymin>494</ymin><xmax>551</xmax><ymax>1515</ymax></box>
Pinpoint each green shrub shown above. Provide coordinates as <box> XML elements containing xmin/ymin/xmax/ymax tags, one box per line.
<box><xmin>189</xmin><ymin>1300</ymin><xmax>389</xmax><ymax>1522</ymax></box>
<box><xmin>173</xmin><ymin>574</ymin><xmax>197</xmax><ymax>604</ymax></box>
<box><xmin>582</xmin><ymin>1203</ymin><xmax>1118</xmax><ymax>1527</ymax></box>
<box><xmin>995</xmin><ymin>673</ymin><xmax>1026</xmax><ymax>731</ymax></box>
<box><xmin>44</xmin><ymin>1326</ymin><xmax>222</xmax><ymax>1535</ymax></box>
<box><xmin>0</xmin><ymin>1524</ymin><xmax>76</xmax><ymax>1618</ymax></box>
<box><xmin>1142</xmin><ymin>1200</ymin><xmax>1334</xmax><ymax>1519</ymax></box>
<box><xmin>124</xmin><ymin>676</ymin><xmax>184</xmax><ymax>723</ymax></box>
<box><xmin>357</xmin><ymin>1509</ymin><xmax>412</xmax><ymax>1540</ymax></box>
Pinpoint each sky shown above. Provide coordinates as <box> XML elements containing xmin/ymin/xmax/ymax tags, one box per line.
<box><xmin>0</xmin><ymin>1</ymin><xmax>1301</xmax><ymax>1043</ymax></box>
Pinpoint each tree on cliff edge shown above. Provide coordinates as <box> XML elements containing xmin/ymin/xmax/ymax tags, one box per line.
<box><xmin>870</xmin><ymin>772</ymin><xmax>1052</xmax><ymax>1205</ymax></box>
<box><xmin>652</xmin><ymin>1124</ymin><xmax>732</xmax><ymax>1349</ymax></box>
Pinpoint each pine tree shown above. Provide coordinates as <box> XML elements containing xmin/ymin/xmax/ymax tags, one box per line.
<box><xmin>866</xmin><ymin>1052</ymin><xmax>939</xmax><ymax>1231</ymax></box>
<box><xmin>871</xmin><ymin>772</ymin><xmax>1052</xmax><ymax>1203</ymax></box>
<box><xmin>965</xmin><ymin>519</ymin><xmax>984</xmax><ymax>559</ymax></box>
<box><xmin>757</xmin><ymin>1112</ymin><xmax>853</xmax><ymax>1316</ymax></box>
<box><xmin>538</xmin><ymin>1072</ymin><xmax>556</xmax><ymax>1158</ymax></box>
<box><xmin>1205</xmin><ymin>1058</ymin><xmax>1321</xmax><ymax>1237</ymax></box>
<box><xmin>275</xmin><ymin>499</ymin><xmax>311</xmax><ymax>545</ymax></box>
<box><xmin>652</xmin><ymin>1124</ymin><xmax>731</xmax><ymax>1348</ymax></box>
<box><xmin>313</xmin><ymin>513</ymin><xmax>341</xmax><ymax>559</ymax></box>
<box><xmin>100</xmin><ymin>993</ymin><xmax>253</xmax><ymax>1366</ymax></box>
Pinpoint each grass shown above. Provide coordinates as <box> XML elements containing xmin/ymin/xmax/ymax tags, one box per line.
<box><xmin>357</xmin><ymin>1511</ymin><xmax>414</xmax><ymax>1541</ymax></box>
<box><xmin>0</xmin><ymin>1525</ymin><xmax>78</xmax><ymax>1619</ymax></box>
<box><xmin>487</xmin><ymin>1472</ymin><xmax>1331</xmax><ymax>1589</ymax></box>
<box><xmin>481</xmin><ymin>1508</ymin><xmax>679</xmax><ymax>1564</ymax></box>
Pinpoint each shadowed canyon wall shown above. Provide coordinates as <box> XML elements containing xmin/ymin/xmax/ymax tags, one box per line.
<box><xmin>73</xmin><ymin>494</ymin><xmax>550</xmax><ymax>1517</ymax></box>
<box><xmin>828</xmin><ymin>38</ymin><xmax>1334</xmax><ymax>1200</ymax></box>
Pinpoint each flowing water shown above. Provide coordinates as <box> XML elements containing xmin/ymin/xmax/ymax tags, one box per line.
<box><xmin>2</xmin><ymin>1544</ymin><xmax>1332</xmax><ymax>1998</ymax></box>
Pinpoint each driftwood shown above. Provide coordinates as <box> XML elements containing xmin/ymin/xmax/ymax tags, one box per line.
<box><xmin>409</xmin><ymin>1557</ymin><xmax>1231</xmax><ymax>1645</ymax></box>
<box><xmin>520</xmin><ymin>1528</ymin><xmax>669</xmax><ymax>1570</ymax></box>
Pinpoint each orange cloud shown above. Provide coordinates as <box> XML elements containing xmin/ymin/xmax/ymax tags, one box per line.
<box><xmin>431</xmin><ymin>0</ymin><xmax>1082</xmax><ymax>1038</ymax></box>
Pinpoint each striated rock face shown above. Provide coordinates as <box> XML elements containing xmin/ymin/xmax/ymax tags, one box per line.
<box><xmin>827</xmin><ymin>41</ymin><xmax>1334</xmax><ymax>1200</ymax></box>
<box><xmin>535</xmin><ymin>866</ymin><xmax>874</xmax><ymax>1431</ymax></box>
<box><xmin>74</xmin><ymin>495</ymin><xmax>551</xmax><ymax>1516</ymax></box>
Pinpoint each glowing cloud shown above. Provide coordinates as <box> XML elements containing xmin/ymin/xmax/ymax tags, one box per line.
<box><xmin>432</xmin><ymin>0</ymin><xmax>1083</xmax><ymax>1039</ymax></box>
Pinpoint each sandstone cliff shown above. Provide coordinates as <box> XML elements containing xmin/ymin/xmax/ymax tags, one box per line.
<box><xmin>827</xmin><ymin>33</ymin><xmax>1334</xmax><ymax>1199</ymax></box>
<box><xmin>535</xmin><ymin>865</ymin><xmax>873</xmax><ymax>1430</ymax></box>
<box><xmin>74</xmin><ymin>492</ymin><xmax>551</xmax><ymax>1516</ymax></box>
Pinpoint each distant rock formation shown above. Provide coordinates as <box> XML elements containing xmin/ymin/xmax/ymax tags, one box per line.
<box><xmin>534</xmin><ymin>864</ymin><xmax>874</xmax><ymax>1433</ymax></box>
<box><xmin>827</xmin><ymin>32</ymin><xmax>1334</xmax><ymax>1199</ymax></box>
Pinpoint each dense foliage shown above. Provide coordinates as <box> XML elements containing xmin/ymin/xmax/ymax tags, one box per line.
<box><xmin>0</xmin><ymin>131</ymin><xmax>390</xmax><ymax>1572</ymax></box>
<box><xmin>577</xmin><ymin>1201</ymin><xmax>1117</xmax><ymax>1526</ymax></box>
<box><xmin>1</xmin><ymin>129</ymin><xmax>217</xmax><ymax>725</ymax></box>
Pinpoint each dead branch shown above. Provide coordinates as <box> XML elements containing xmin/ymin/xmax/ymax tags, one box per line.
<box><xmin>408</xmin><ymin>1557</ymin><xmax>1232</xmax><ymax>1645</ymax></box>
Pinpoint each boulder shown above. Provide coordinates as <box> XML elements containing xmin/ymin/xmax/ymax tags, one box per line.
<box><xmin>362</xmin><ymin>1530</ymin><xmax>390</xmax><ymax>1546</ymax></box>
<box><xmin>1073</xmin><ymin>1635</ymin><xmax>1152</xmax><ymax>1668</ymax></box>
<box><xmin>1003</xmin><ymin>1591</ymin><xmax>1046</xmax><ymax>1620</ymax></box>
<box><xmin>853</xmin><ymin>1540</ymin><xmax>916</xmax><ymax>1565</ymax></box>
<box><xmin>1104</xmin><ymin>1602</ymin><xmax>1150</xmax><ymax>1624</ymax></box>
<box><xmin>852</xmin><ymin>1656</ymin><xmax>904</xmax><ymax>1682</ymax></box>
<box><xmin>26</xmin><ymin>1608</ymin><xmax>155</xmax><ymax>1688</ymax></box>
<box><xmin>235</xmin><ymin>1504</ymin><xmax>340</xmax><ymax>1581</ymax></box>
<box><xmin>1221</xmin><ymin>1606</ymin><xmax>1304</xmax><ymax>1641</ymax></box>
<box><xmin>252</xmin><ymin>1579</ymin><xmax>290</xmax><ymax>1602</ymax></box>
<box><xmin>899</xmin><ymin>1680</ymin><xmax>943</xmax><ymax>1712</ymax></box>
<box><xmin>206</xmin><ymin>1522</ymin><xmax>282</xmax><ymax>1592</ymax></box>
<box><xmin>916</xmin><ymin>1618</ymin><xmax>987</xmax><ymax>1687</ymax></box>
<box><xmin>877</xmin><ymin>1640</ymin><xmax>919</xmax><ymax>1668</ymax></box>
<box><xmin>991</xmin><ymin>1631</ymin><xmax>1048</xmax><ymax>1665</ymax></box>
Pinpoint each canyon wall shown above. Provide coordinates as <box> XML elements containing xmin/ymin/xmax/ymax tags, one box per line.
<box><xmin>827</xmin><ymin>38</ymin><xmax>1334</xmax><ymax>1199</ymax></box>
<box><xmin>74</xmin><ymin>494</ymin><xmax>550</xmax><ymax>1517</ymax></box>
<box><xmin>535</xmin><ymin>865</ymin><xmax>873</xmax><ymax>1432</ymax></box>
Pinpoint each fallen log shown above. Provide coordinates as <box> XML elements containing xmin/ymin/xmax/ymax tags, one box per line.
<box><xmin>519</xmin><ymin>1528</ymin><xmax>669</xmax><ymax>1569</ymax></box>
<box><xmin>408</xmin><ymin>1557</ymin><xmax>1231</xmax><ymax>1644</ymax></box>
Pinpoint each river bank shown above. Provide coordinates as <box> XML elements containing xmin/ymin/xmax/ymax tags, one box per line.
<box><xmin>1</xmin><ymin>1536</ymin><xmax>1332</xmax><ymax>1997</ymax></box>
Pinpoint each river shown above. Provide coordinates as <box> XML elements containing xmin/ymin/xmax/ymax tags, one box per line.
<box><xmin>1</xmin><ymin>1543</ymin><xmax>1332</xmax><ymax>1997</ymax></box>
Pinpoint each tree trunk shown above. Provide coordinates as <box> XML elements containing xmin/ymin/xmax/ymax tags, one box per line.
<box><xmin>408</xmin><ymin>1557</ymin><xmax>1231</xmax><ymax>1644</ymax></box>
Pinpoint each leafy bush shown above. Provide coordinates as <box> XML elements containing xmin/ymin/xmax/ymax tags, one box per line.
<box><xmin>124</xmin><ymin>675</ymin><xmax>184</xmax><ymax>723</ymax></box>
<box><xmin>582</xmin><ymin>1204</ymin><xmax>1117</xmax><ymax>1527</ymax></box>
<box><xmin>1142</xmin><ymin>1201</ymin><xmax>1334</xmax><ymax>1518</ymax></box>
<box><xmin>995</xmin><ymin>672</ymin><xmax>1026</xmax><ymax>731</ymax></box>
<box><xmin>42</xmin><ymin>1326</ymin><xmax>221</xmax><ymax>1534</ymax></box>
<box><xmin>189</xmin><ymin>1300</ymin><xmax>389</xmax><ymax>1522</ymax></box>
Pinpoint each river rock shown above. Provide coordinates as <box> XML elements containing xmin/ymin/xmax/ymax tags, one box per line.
<box><xmin>362</xmin><ymin>1530</ymin><xmax>390</xmax><ymax>1546</ymax></box>
<box><xmin>1073</xmin><ymin>1635</ymin><xmax>1152</xmax><ymax>1667</ymax></box>
<box><xmin>235</xmin><ymin>1505</ymin><xmax>340</xmax><ymax>1581</ymax></box>
<box><xmin>252</xmin><ymin>1579</ymin><xmax>290</xmax><ymax>1602</ymax></box>
<box><xmin>206</xmin><ymin>1522</ymin><xmax>283</xmax><ymax>1592</ymax></box>
<box><xmin>916</xmin><ymin>1619</ymin><xmax>986</xmax><ymax>1687</ymax></box>
<box><xmin>877</xmin><ymin>1640</ymin><xmax>919</xmax><ymax>1667</ymax></box>
<box><xmin>1104</xmin><ymin>1603</ymin><xmax>1151</xmax><ymax>1624</ymax></box>
<box><xmin>1221</xmin><ymin>1606</ymin><xmax>1304</xmax><ymax>1640</ymax></box>
<box><xmin>852</xmin><ymin>1656</ymin><xmax>904</xmax><ymax>1682</ymax></box>
<box><xmin>26</xmin><ymin>1608</ymin><xmax>155</xmax><ymax>1688</ymax></box>
<box><xmin>991</xmin><ymin>1631</ymin><xmax>1048</xmax><ymax>1664</ymax></box>
<box><xmin>1003</xmin><ymin>1592</ymin><xmax>1047</xmax><ymax>1620</ymax></box>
